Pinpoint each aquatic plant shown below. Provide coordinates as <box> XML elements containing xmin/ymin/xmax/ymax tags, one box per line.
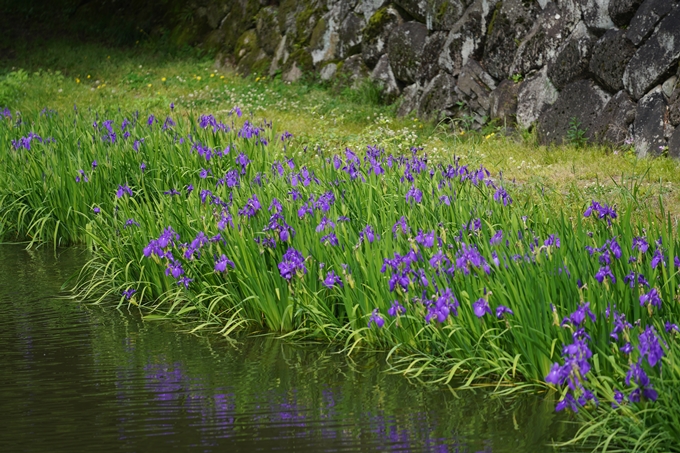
<box><xmin>1</xmin><ymin>106</ymin><xmax>679</xmax><ymax>452</ymax></box>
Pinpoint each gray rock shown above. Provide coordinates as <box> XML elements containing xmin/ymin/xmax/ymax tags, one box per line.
<box><xmin>393</xmin><ymin>0</ymin><xmax>468</xmax><ymax>30</ymax></box>
<box><xmin>516</xmin><ymin>66</ymin><xmax>559</xmax><ymax>129</ymax></box>
<box><xmin>537</xmin><ymin>79</ymin><xmax>611</xmax><ymax>145</ymax></box>
<box><xmin>269</xmin><ymin>35</ymin><xmax>289</xmax><ymax>76</ymax></box>
<box><xmin>370</xmin><ymin>54</ymin><xmax>401</xmax><ymax>102</ymax></box>
<box><xmin>490</xmin><ymin>79</ymin><xmax>521</xmax><ymax>124</ymax></box>
<box><xmin>662</xmin><ymin>76</ymin><xmax>678</xmax><ymax>98</ymax></box>
<box><xmin>455</xmin><ymin>59</ymin><xmax>497</xmax><ymax>119</ymax></box>
<box><xmin>588</xmin><ymin>28</ymin><xmax>636</xmax><ymax>93</ymax></box>
<box><xmin>482</xmin><ymin>0</ymin><xmax>541</xmax><ymax>81</ymax></box>
<box><xmin>256</xmin><ymin>7</ymin><xmax>281</xmax><ymax>56</ymax></box>
<box><xmin>397</xmin><ymin>83</ymin><xmax>424</xmax><ymax>117</ymax></box>
<box><xmin>669</xmin><ymin>87</ymin><xmax>680</xmax><ymax>126</ymax></box>
<box><xmin>633</xmin><ymin>88</ymin><xmax>668</xmax><ymax>157</ymax></box>
<box><xmin>669</xmin><ymin>124</ymin><xmax>680</xmax><ymax>158</ymax></box>
<box><xmin>278</xmin><ymin>0</ymin><xmax>325</xmax><ymax>45</ymax></box>
<box><xmin>387</xmin><ymin>21</ymin><xmax>429</xmax><ymax>83</ymax></box>
<box><xmin>577</xmin><ymin>0</ymin><xmax>615</xmax><ymax>33</ymax></box>
<box><xmin>588</xmin><ymin>90</ymin><xmax>637</xmax><ymax>145</ymax></box>
<box><xmin>623</xmin><ymin>7</ymin><xmax>680</xmax><ymax>100</ymax></box>
<box><xmin>355</xmin><ymin>0</ymin><xmax>390</xmax><ymax>21</ymax></box>
<box><xmin>338</xmin><ymin>13</ymin><xmax>366</xmax><ymax>59</ymax></box>
<box><xmin>337</xmin><ymin>55</ymin><xmax>370</xmax><ymax>87</ymax></box>
<box><xmin>626</xmin><ymin>0</ymin><xmax>676</xmax><ymax>46</ymax></box>
<box><xmin>439</xmin><ymin>0</ymin><xmax>501</xmax><ymax>76</ymax></box>
<box><xmin>548</xmin><ymin>22</ymin><xmax>595</xmax><ymax>90</ymax></box>
<box><xmin>418</xmin><ymin>72</ymin><xmax>459</xmax><ymax>120</ymax></box>
<box><xmin>362</xmin><ymin>6</ymin><xmax>404</xmax><ymax>68</ymax></box>
<box><xmin>510</xmin><ymin>1</ymin><xmax>583</xmax><ymax>77</ymax></box>
<box><xmin>282</xmin><ymin>63</ymin><xmax>303</xmax><ymax>83</ymax></box>
<box><xmin>320</xmin><ymin>63</ymin><xmax>338</xmax><ymax>81</ymax></box>
<box><xmin>608</xmin><ymin>0</ymin><xmax>644</xmax><ymax>27</ymax></box>
<box><xmin>416</xmin><ymin>31</ymin><xmax>449</xmax><ymax>85</ymax></box>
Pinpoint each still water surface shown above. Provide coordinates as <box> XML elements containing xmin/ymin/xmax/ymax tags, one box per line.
<box><xmin>0</xmin><ymin>245</ymin><xmax>577</xmax><ymax>452</ymax></box>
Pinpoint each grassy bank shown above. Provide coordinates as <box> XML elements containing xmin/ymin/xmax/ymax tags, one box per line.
<box><xmin>2</xmin><ymin>40</ymin><xmax>680</xmax><ymax>452</ymax></box>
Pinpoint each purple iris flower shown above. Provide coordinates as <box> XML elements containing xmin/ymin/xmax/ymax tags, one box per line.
<box><xmin>415</xmin><ymin>230</ymin><xmax>435</xmax><ymax>247</ymax></box>
<box><xmin>639</xmin><ymin>288</ymin><xmax>662</xmax><ymax>310</ymax></box>
<box><xmin>320</xmin><ymin>232</ymin><xmax>339</xmax><ymax>246</ymax></box>
<box><xmin>472</xmin><ymin>298</ymin><xmax>492</xmax><ymax>318</ymax></box>
<box><xmin>406</xmin><ymin>186</ymin><xmax>423</xmax><ymax>204</ymax></box>
<box><xmin>632</xmin><ymin>236</ymin><xmax>649</xmax><ymax>253</ymax></box>
<box><xmin>122</xmin><ymin>288</ymin><xmax>136</xmax><ymax>300</ymax></box>
<box><xmin>360</xmin><ymin>225</ymin><xmax>376</xmax><ymax>244</ymax></box>
<box><xmin>368</xmin><ymin>309</ymin><xmax>385</xmax><ymax>328</ymax></box>
<box><xmin>214</xmin><ymin>254</ymin><xmax>235</xmax><ymax>273</ymax></box>
<box><xmin>594</xmin><ymin>266</ymin><xmax>615</xmax><ymax>284</ymax></box>
<box><xmin>116</xmin><ymin>184</ymin><xmax>133</xmax><ymax>198</ymax></box>
<box><xmin>322</xmin><ymin>270</ymin><xmax>343</xmax><ymax>288</ymax></box>
<box><xmin>278</xmin><ymin>247</ymin><xmax>307</xmax><ymax>280</ymax></box>
<box><xmin>496</xmin><ymin>305</ymin><xmax>514</xmax><ymax>318</ymax></box>
<box><xmin>392</xmin><ymin>216</ymin><xmax>410</xmax><ymax>236</ymax></box>
<box><xmin>388</xmin><ymin>301</ymin><xmax>406</xmax><ymax>316</ymax></box>
<box><xmin>638</xmin><ymin>326</ymin><xmax>664</xmax><ymax>368</ymax></box>
<box><xmin>238</xmin><ymin>194</ymin><xmax>261</xmax><ymax>218</ymax></box>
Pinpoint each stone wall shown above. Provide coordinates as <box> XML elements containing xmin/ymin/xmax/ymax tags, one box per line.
<box><xmin>198</xmin><ymin>0</ymin><xmax>680</xmax><ymax>156</ymax></box>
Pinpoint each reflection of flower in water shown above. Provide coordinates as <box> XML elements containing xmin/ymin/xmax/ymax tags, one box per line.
<box><xmin>144</xmin><ymin>362</ymin><xmax>186</xmax><ymax>401</ymax></box>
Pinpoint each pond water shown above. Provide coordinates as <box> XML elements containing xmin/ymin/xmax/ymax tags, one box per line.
<box><xmin>0</xmin><ymin>245</ymin><xmax>578</xmax><ymax>452</ymax></box>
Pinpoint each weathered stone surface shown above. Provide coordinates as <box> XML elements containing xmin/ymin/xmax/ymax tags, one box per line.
<box><xmin>537</xmin><ymin>79</ymin><xmax>611</xmax><ymax>145</ymax></box>
<box><xmin>393</xmin><ymin>0</ymin><xmax>468</xmax><ymax>30</ymax></box>
<box><xmin>548</xmin><ymin>22</ymin><xmax>595</xmax><ymax>90</ymax></box>
<box><xmin>397</xmin><ymin>83</ymin><xmax>424</xmax><ymax>117</ymax></box>
<box><xmin>282</xmin><ymin>63</ymin><xmax>303</xmax><ymax>83</ymax></box>
<box><xmin>662</xmin><ymin>76</ymin><xmax>678</xmax><ymax>98</ymax></box>
<box><xmin>516</xmin><ymin>66</ymin><xmax>559</xmax><ymax>129</ymax></box>
<box><xmin>669</xmin><ymin>87</ymin><xmax>680</xmax><ymax>126</ymax></box>
<box><xmin>510</xmin><ymin>0</ymin><xmax>583</xmax><ymax>77</ymax></box>
<box><xmin>588</xmin><ymin>90</ymin><xmax>637</xmax><ymax>145</ymax></box>
<box><xmin>609</xmin><ymin>0</ymin><xmax>644</xmax><ymax>27</ymax></box>
<box><xmin>455</xmin><ymin>59</ymin><xmax>497</xmax><ymax>119</ymax></box>
<box><xmin>256</xmin><ymin>6</ymin><xmax>281</xmax><ymax>56</ymax></box>
<box><xmin>355</xmin><ymin>0</ymin><xmax>390</xmax><ymax>21</ymax></box>
<box><xmin>416</xmin><ymin>31</ymin><xmax>448</xmax><ymax>85</ymax></box>
<box><xmin>669</xmin><ymin>124</ymin><xmax>680</xmax><ymax>158</ymax></box>
<box><xmin>490</xmin><ymin>79</ymin><xmax>521</xmax><ymax>123</ymax></box>
<box><xmin>387</xmin><ymin>21</ymin><xmax>428</xmax><ymax>83</ymax></box>
<box><xmin>320</xmin><ymin>62</ymin><xmax>338</xmax><ymax>81</ymax></box>
<box><xmin>278</xmin><ymin>0</ymin><xmax>325</xmax><ymax>47</ymax></box>
<box><xmin>418</xmin><ymin>72</ymin><xmax>459</xmax><ymax>120</ymax></box>
<box><xmin>336</xmin><ymin>54</ymin><xmax>370</xmax><ymax>87</ymax></box>
<box><xmin>588</xmin><ymin>28</ymin><xmax>636</xmax><ymax>93</ymax></box>
<box><xmin>633</xmin><ymin>88</ymin><xmax>668</xmax><ymax>157</ymax></box>
<box><xmin>482</xmin><ymin>0</ymin><xmax>541</xmax><ymax>81</ymax></box>
<box><xmin>310</xmin><ymin>1</ymin><xmax>350</xmax><ymax>65</ymax></box>
<box><xmin>439</xmin><ymin>0</ymin><xmax>501</xmax><ymax>76</ymax></box>
<box><xmin>361</xmin><ymin>6</ymin><xmax>403</xmax><ymax>68</ymax></box>
<box><xmin>370</xmin><ymin>54</ymin><xmax>401</xmax><ymax>102</ymax></box>
<box><xmin>626</xmin><ymin>0</ymin><xmax>676</xmax><ymax>46</ymax></box>
<box><xmin>623</xmin><ymin>7</ymin><xmax>680</xmax><ymax>100</ymax></box>
<box><xmin>269</xmin><ymin>34</ymin><xmax>289</xmax><ymax>76</ymax></box>
<box><xmin>577</xmin><ymin>0</ymin><xmax>615</xmax><ymax>33</ymax></box>
<box><xmin>338</xmin><ymin>13</ymin><xmax>365</xmax><ymax>59</ymax></box>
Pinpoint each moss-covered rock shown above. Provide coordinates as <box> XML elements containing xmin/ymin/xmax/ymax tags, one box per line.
<box><xmin>387</xmin><ymin>21</ymin><xmax>428</xmax><ymax>84</ymax></box>
<box><xmin>235</xmin><ymin>29</ymin><xmax>259</xmax><ymax>62</ymax></box>
<box><xmin>220</xmin><ymin>0</ymin><xmax>262</xmax><ymax>54</ymax></box>
<box><xmin>256</xmin><ymin>6</ymin><xmax>282</xmax><ymax>56</ymax></box>
<box><xmin>237</xmin><ymin>48</ymin><xmax>272</xmax><ymax>77</ymax></box>
<box><xmin>482</xmin><ymin>0</ymin><xmax>541</xmax><ymax>81</ymax></box>
<box><xmin>362</xmin><ymin>6</ymin><xmax>404</xmax><ymax>68</ymax></box>
<box><xmin>278</xmin><ymin>0</ymin><xmax>326</xmax><ymax>49</ymax></box>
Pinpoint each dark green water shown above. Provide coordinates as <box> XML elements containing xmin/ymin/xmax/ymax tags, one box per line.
<box><xmin>0</xmin><ymin>245</ymin><xmax>577</xmax><ymax>452</ymax></box>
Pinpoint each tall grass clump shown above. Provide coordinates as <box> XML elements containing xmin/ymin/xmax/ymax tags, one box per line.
<box><xmin>1</xmin><ymin>105</ymin><xmax>679</xmax><ymax>452</ymax></box>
